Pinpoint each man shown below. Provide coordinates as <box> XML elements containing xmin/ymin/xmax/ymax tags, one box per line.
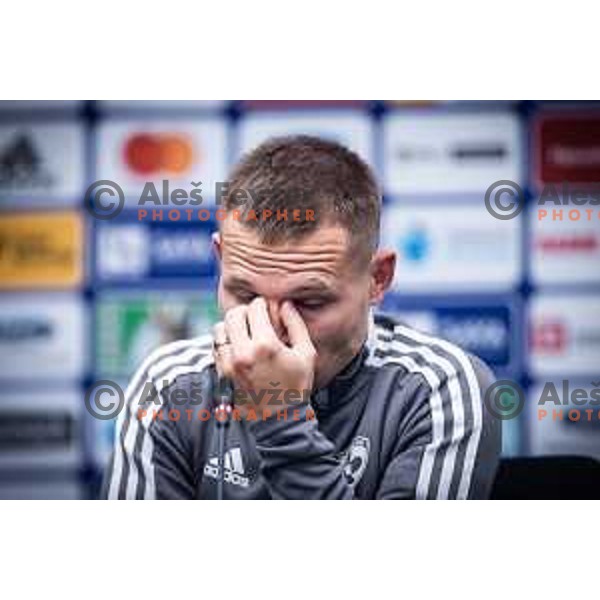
<box><xmin>102</xmin><ymin>135</ymin><xmax>501</xmax><ymax>500</ymax></box>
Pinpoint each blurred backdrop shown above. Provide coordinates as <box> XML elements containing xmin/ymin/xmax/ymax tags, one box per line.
<box><xmin>0</xmin><ymin>100</ymin><xmax>599</xmax><ymax>498</ymax></box>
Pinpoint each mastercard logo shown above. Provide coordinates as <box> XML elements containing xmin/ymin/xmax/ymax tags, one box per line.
<box><xmin>123</xmin><ymin>133</ymin><xmax>195</xmax><ymax>175</ymax></box>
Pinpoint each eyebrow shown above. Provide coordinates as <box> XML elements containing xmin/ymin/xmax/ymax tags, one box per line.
<box><xmin>224</xmin><ymin>276</ymin><xmax>254</xmax><ymax>290</ymax></box>
<box><xmin>289</xmin><ymin>283</ymin><xmax>336</xmax><ymax>297</ymax></box>
<box><xmin>225</xmin><ymin>276</ymin><xmax>336</xmax><ymax>297</ymax></box>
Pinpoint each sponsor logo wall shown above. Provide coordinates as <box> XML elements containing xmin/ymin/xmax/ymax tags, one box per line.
<box><xmin>237</xmin><ymin>111</ymin><xmax>374</xmax><ymax>166</ymax></box>
<box><xmin>0</xmin><ymin>100</ymin><xmax>598</xmax><ymax>497</ymax></box>
<box><xmin>530</xmin><ymin>199</ymin><xmax>600</xmax><ymax>285</ymax></box>
<box><xmin>0</xmin><ymin>121</ymin><xmax>84</xmax><ymax>204</ymax></box>
<box><xmin>95</xmin><ymin>215</ymin><xmax>216</xmax><ymax>281</ymax></box>
<box><xmin>0</xmin><ymin>293</ymin><xmax>87</xmax><ymax>380</ymax></box>
<box><xmin>96</xmin><ymin>118</ymin><xmax>228</xmax><ymax>205</ymax></box>
<box><xmin>0</xmin><ymin>211</ymin><xmax>84</xmax><ymax>289</ymax></box>
<box><xmin>0</xmin><ymin>388</ymin><xmax>81</xmax><ymax>470</ymax></box>
<box><xmin>96</xmin><ymin>290</ymin><xmax>218</xmax><ymax>378</ymax></box>
<box><xmin>381</xmin><ymin>204</ymin><xmax>521</xmax><ymax>292</ymax></box>
<box><xmin>382</xmin><ymin>111</ymin><xmax>523</xmax><ymax>195</ymax></box>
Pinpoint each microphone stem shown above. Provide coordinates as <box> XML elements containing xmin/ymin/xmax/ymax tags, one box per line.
<box><xmin>217</xmin><ymin>414</ymin><xmax>227</xmax><ymax>500</ymax></box>
<box><xmin>215</xmin><ymin>377</ymin><xmax>233</xmax><ymax>500</ymax></box>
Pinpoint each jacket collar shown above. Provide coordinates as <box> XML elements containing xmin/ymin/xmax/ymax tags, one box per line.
<box><xmin>311</xmin><ymin>309</ymin><xmax>375</xmax><ymax>414</ymax></box>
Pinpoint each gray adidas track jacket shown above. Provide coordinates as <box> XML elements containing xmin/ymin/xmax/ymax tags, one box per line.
<box><xmin>102</xmin><ymin>312</ymin><xmax>501</xmax><ymax>499</ymax></box>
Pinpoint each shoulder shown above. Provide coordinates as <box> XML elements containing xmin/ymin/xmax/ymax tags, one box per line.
<box><xmin>130</xmin><ymin>333</ymin><xmax>215</xmax><ymax>394</ymax></box>
<box><xmin>367</xmin><ymin>312</ymin><xmax>496</xmax><ymax>399</ymax></box>
<box><xmin>367</xmin><ymin>313</ymin><xmax>501</xmax><ymax>499</ymax></box>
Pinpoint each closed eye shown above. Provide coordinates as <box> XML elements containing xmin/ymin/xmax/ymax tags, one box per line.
<box><xmin>295</xmin><ymin>299</ymin><xmax>331</xmax><ymax>310</ymax></box>
<box><xmin>225</xmin><ymin>284</ymin><xmax>257</xmax><ymax>304</ymax></box>
<box><xmin>235</xmin><ymin>291</ymin><xmax>257</xmax><ymax>304</ymax></box>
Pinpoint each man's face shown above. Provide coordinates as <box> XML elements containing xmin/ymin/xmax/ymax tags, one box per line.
<box><xmin>214</xmin><ymin>219</ymin><xmax>387</xmax><ymax>388</ymax></box>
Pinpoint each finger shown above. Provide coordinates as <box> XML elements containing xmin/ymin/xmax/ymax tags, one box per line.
<box><xmin>247</xmin><ymin>297</ymin><xmax>279</xmax><ymax>347</ymax></box>
<box><xmin>213</xmin><ymin>346</ymin><xmax>231</xmax><ymax>379</ymax></box>
<box><xmin>215</xmin><ymin>348</ymin><xmax>252</xmax><ymax>390</ymax></box>
<box><xmin>213</xmin><ymin>321</ymin><xmax>228</xmax><ymax>346</ymax></box>
<box><xmin>224</xmin><ymin>305</ymin><xmax>253</xmax><ymax>368</ymax></box>
<box><xmin>213</xmin><ymin>323</ymin><xmax>234</xmax><ymax>379</ymax></box>
<box><xmin>280</xmin><ymin>301</ymin><xmax>315</xmax><ymax>354</ymax></box>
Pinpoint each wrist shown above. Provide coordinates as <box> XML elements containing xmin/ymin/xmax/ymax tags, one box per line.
<box><xmin>245</xmin><ymin>402</ymin><xmax>317</xmax><ymax>440</ymax></box>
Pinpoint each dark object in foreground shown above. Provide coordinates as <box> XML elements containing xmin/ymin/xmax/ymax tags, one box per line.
<box><xmin>491</xmin><ymin>456</ymin><xmax>600</xmax><ymax>499</ymax></box>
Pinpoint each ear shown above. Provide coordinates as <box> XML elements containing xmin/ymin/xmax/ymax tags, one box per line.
<box><xmin>211</xmin><ymin>231</ymin><xmax>222</xmax><ymax>264</ymax></box>
<box><xmin>368</xmin><ymin>249</ymin><xmax>396</xmax><ymax>305</ymax></box>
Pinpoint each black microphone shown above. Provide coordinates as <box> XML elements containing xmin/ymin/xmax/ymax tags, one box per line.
<box><xmin>214</xmin><ymin>376</ymin><xmax>234</xmax><ymax>500</ymax></box>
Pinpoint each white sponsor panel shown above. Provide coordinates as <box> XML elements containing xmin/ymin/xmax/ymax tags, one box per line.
<box><xmin>95</xmin><ymin>118</ymin><xmax>228</xmax><ymax>205</ymax></box>
<box><xmin>0</xmin><ymin>388</ymin><xmax>81</xmax><ymax>469</ymax></box>
<box><xmin>383</xmin><ymin>112</ymin><xmax>523</xmax><ymax>195</ymax></box>
<box><xmin>529</xmin><ymin>295</ymin><xmax>600</xmax><ymax>376</ymax></box>
<box><xmin>381</xmin><ymin>204</ymin><xmax>521</xmax><ymax>291</ymax></box>
<box><xmin>0</xmin><ymin>294</ymin><xmax>87</xmax><ymax>380</ymax></box>
<box><xmin>528</xmin><ymin>382</ymin><xmax>600</xmax><ymax>461</ymax></box>
<box><xmin>237</xmin><ymin>111</ymin><xmax>374</xmax><ymax>167</ymax></box>
<box><xmin>99</xmin><ymin>101</ymin><xmax>226</xmax><ymax>111</ymax></box>
<box><xmin>96</xmin><ymin>224</ymin><xmax>151</xmax><ymax>278</ymax></box>
<box><xmin>0</xmin><ymin>121</ymin><xmax>84</xmax><ymax>202</ymax></box>
<box><xmin>531</xmin><ymin>202</ymin><xmax>600</xmax><ymax>285</ymax></box>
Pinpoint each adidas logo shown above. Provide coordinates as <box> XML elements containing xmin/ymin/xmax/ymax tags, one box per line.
<box><xmin>0</xmin><ymin>134</ymin><xmax>53</xmax><ymax>190</ymax></box>
<box><xmin>203</xmin><ymin>446</ymin><xmax>250</xmax><ymax>488</ymax></box>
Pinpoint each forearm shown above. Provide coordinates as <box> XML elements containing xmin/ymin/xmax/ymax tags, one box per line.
<box><xmin>248</xmin><ymin>404</ymin><xmax>354</xmax><ymax>499</ymax></box>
